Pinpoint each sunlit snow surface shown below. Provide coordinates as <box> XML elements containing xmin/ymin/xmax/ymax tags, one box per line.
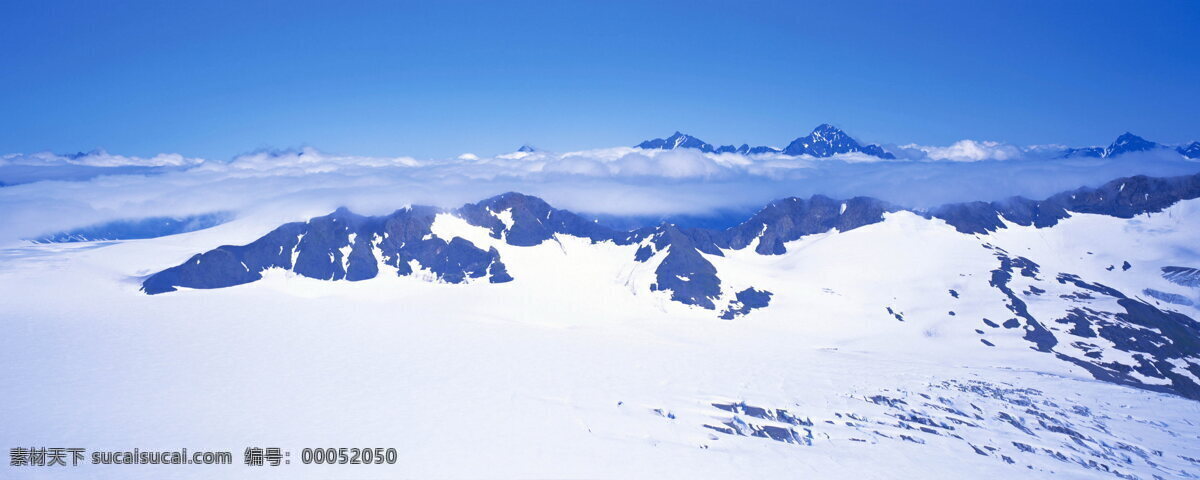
<box><xmin>3</xmin><ymin>201</ymin><xmax>1200</xmax><ymax>479</ymax></box>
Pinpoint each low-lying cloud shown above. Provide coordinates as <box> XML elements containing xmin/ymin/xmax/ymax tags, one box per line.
<box><xmin>1</xmin><ymin>140</ymin><xmax>1198</xmax><ymax>245</ymax></box>
<box><xmin>1</xmin><ymin>149</ymin><xmax>202</xmax><ymax>168</ymax></box>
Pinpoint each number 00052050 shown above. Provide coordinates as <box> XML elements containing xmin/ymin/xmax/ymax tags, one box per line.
<box><xmin>300</xmin><ymin>448</ymin><xmax>398</xmax><ymax>465</ymax></box>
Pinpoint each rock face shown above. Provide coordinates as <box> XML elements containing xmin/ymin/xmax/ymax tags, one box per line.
<box><xmin>635</xmin><ymin>124</ymin><xmax>893</xmax><ymax>159</ymax></box>
<box><xmin>1103</xmin><ymin>132</ymin><xmax>1161</xmax><ymax>157</ymax></box>
<box><xmin>978</xmin><ymin>244</ymin><xmax>1200</xmax><ymax>401</ymax></box>
<box><xmin>1144</xmin><ymin>288</ymin><xmax>1193</xmax><ymax>306</ymax></box>
<box><xmin>928</xmin><ymin>173</ymin><xmax>1200</xmax><ymax>234</ymax></box>
<box><xmin>641</xmin><ymin>223</ymin><xmax>725</xmax><ymax>309</ymax></box>
<box><xmin>456</xmin><ymin>192</ymin><xmax>618</xmax><ymax>246</ymax></box>
<box><xmin>142</xmin><ymin>206</ymin><xmax>513</xmax><ymax>295</ymax></box>
<box><xmin>720</xmin><ymin>288</ymin><xmax>773</xmax><ymax>320</ymax></box>
<box><xmin>624</xmin><ymin>195</ymin><xmax>891</xmax><ymax>310</ymax></box>
<box><xmin>722</xmin><ymin>195</ymin><xmax>893</xmax><ymax>254</ymax></box>
<box><xmin>1162</xmin><ymin>266</ymin><xmax>1200</xmax><ymax>287</ymax></box>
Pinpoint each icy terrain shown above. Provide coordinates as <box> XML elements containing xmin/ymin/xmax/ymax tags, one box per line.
<box><xmin>3</xmin><ymin>188</ymin><xmax>1200</xmax><ymax>478</ymax></box>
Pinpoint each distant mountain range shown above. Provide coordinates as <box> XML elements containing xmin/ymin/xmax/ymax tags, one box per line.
<box><xmin>631</xmin><ymin>125</ymin><xmax>1200</xmax><ymax>161</ymax></box>
<box><xmin>635</xmin><ymin>124</ymin><xmax>896</xmax><ymax>159</ymax></box>
<box><xmin>1061</xmin><ymin>132</ymin><xmax>1200</xmax><ymax>159</ymax></box>
<box><xmin>4</xmin><ymin>126</ymin><xmax>1199</xmax><ymax>192</ymax></box>
<box><xmin>1175</xmin><ymin>141</ymin><xmax>1200</xmax><ymax>159</ymax></box>
<box><xmin>31</xmin><ymin>213</ymin><xmax>232</xmax><ymax>243</ymax></box>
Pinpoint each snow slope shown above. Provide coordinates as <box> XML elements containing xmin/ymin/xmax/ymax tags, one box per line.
<box><xmin>3</xmin><ymin>194</ymin><xmax>1200</xmax><ymax>478</ymax></box>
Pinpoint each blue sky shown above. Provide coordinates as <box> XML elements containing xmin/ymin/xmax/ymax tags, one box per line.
<box><xmin>1</xmin><ymin>0</ymin><xmax>1198</xmax><ymax>160</ymax></box>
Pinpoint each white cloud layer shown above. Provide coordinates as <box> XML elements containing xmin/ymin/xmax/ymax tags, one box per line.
<box><xmin>1</xmin><ymin>141</ymin><xmax>1197</xmax><ymax>245</ymax></box>
<box><xmin>211</xmin><ymin>147</ymin><xmax>420</xmax><ymax>173</ymax></box>
<box><xmin>898</xmin><ymin>140</ymin><xmax>1025</xmax><ymax>162</ymax></box>
<box><xmin>1</xmin><ymin>149</ymin><xmax>203</xmax><ymax>168</ymax></box>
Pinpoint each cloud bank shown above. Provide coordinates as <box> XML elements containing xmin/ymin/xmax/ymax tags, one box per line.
<box><xmin>897</xmin><ymin>140</ymin><xmax>1025</xmax><ymax>162</ymax></box>
<box><xmin>1</xmin><ymin>149</ymin><xmax>203</xmax><ymax>168</ymax></box>
<box><xmin>1</xmin><ymin>140</ymin><xmax>1198</xmax><ymax>245</ymax></box>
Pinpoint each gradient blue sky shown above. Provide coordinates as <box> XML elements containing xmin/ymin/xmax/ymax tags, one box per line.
<box><xmin>2</xmin><ymin>0</ymin><xmax>1197</xmax><ymax>160</ymax></box>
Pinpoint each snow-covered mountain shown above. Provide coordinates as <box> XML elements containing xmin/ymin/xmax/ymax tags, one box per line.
<box><xmin>636</xmin><ymin>131</ymin><xmax>718</xmax><ymax>153</ymax></box>
<box><xmin>781</xmin><ymin>124</ymin><xmax>896</xmax><ymax>159</ymax></box>
<box><xmin>578</xmin><ymin>128</ymin><xmax>1199</xmax><ymax>161</ymax></box>
<box><xmin>1179</xmin><ymin>141</ymin><xmax>1200</xmax><ymax>159</ymax></box>
<box><xmin>1060</xmin><ymin>132</ymin><xmax>1179</xmax><ymax>159</ymax></box>
<box><xmin>619</xmin><ymin>128</ymin><xmax>1199</xmax><ymax>162</ymax></box>
<box><xmin>634</xmin><ymin>124</ymin><xmax>895</xmax><ymax>159</ymax></box>
<box><xmin>140</xmin><ymin>171</ymin><xmax>1200</xmax><ymax>408</ymax></box>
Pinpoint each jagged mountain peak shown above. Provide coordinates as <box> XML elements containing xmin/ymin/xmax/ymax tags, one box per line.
<box><xmin>1104</xmin><ymin>132</ymin><xmax>1160</xmax><ymax>157</ymax></box>
<box><xmin>783</xmin><ymin>124</ymin><xmax>895</xmax><ymax>159</ymax></box>
<box><xmin>633</xmin><ymin>127</ymin><xmax>1186</xmax><ymax>161</ymax></box>
<box><xmin>1063</xmin><ymin>132</ymin><xmax>1165</xmax><ymax>158</ymax></box>
<box><xmin>810</xmin><ymin>123</ymin><xmax>846</xmax><ymax>137</ymax></box>
<box><xmin>480</xmin><ymin>191</ymin><xmax>550</xmax><ymax>208</ymax></box>
<box><xmin>1179</xmin><ymin>141</ymin><xmax>1200</xmax><ymax>159</ymax></box>
<box><xmin>635</xmin><ymin>132</ymin><xmax>716</xmax><ymax>153</ymax></box>
<box><xmin>636</xmin><ymin>124</ymin><xmax>891</xmax><ymax>158</ymax></box>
